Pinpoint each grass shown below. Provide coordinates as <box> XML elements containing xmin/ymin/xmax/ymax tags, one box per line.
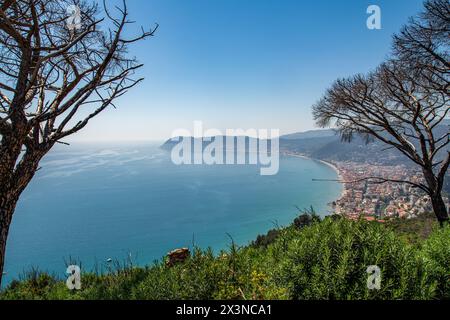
<box><xmin>0</xmin><ymin>213</ymin><xmax>449</xmax><ymax>300</ymax></box>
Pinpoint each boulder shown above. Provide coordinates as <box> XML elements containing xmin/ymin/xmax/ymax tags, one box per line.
<box><xmin>166</xmin><ymin>248</ymin><xmax>190</xmax><ymax>267</ymax></box>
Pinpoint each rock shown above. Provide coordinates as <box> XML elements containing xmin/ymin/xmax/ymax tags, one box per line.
<box><xmin>166</xmin><ymin>248</ymin><xmax>190</xmax><ymax>267</ymax></box>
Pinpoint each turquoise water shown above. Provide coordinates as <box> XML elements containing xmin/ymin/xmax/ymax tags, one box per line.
<box><xmin>3</xmin><ymin>142</ymin><xmax>341</xmax><ymax>285</ymax></box>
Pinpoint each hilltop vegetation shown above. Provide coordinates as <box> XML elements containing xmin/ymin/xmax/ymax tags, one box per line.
<box><xmin>1</xmin><ymin>214</ymin><xmax>449</xmax><ymax>300</ymax></box>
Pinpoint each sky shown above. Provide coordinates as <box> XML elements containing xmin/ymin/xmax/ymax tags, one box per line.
<box><xmin>70</xmin><ymin>0</ymin><xmax>425</xmax><ymax>142</ymax></box>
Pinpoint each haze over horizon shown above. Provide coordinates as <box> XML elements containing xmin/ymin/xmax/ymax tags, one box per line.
<box><xmin>67</xmin><ymin>0</ymin><xmax>424</xmax><ymax>142</ymax></box>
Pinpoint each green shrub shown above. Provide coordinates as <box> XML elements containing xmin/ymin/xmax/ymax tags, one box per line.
<box><xmin>420</xmin><ymin>225</ymin><xmax>450</xmax><ymax>299</ymax></box>
<box><xmin>278</xmin><ymin>218</ymin><xmax>435</xmax><ymax>300</ymax></box>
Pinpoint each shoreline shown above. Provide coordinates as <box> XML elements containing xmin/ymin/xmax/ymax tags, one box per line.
<box><xmin>284</xmin><ymin>152</ymin><xmax>345</xmax><ymax>206</ymax></box>
<box><xmin>283</xmin><ymin>152</ymin><xmax>342</xmax><ymax>178</ymax></box>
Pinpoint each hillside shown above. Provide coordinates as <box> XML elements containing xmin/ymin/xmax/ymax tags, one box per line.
<box><xmin>280</xmin><ymin>121</ymin><xmax>449</xmax><ymax>166</ymax></box>
<box><xmin>1</xmin><ymin>214</ymin><xmax>449</xmax><ymax>300</ymax></box>
<box><xmin>281</xmin><ymin>137</ymin><xmax>420</xmax><ymax>167</ymax></box>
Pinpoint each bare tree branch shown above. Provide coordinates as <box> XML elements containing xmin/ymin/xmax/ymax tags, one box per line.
<box><xmin>0</xmin><ymin>0</ymin><xmax>156</xmax><ymax>285</ymax></box>
<box><xmin>313</xmin><ymin>0</ymin><xmax>449</xmax><ymax>224</ymax></box>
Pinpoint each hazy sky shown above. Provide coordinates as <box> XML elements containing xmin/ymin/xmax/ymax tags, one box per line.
<box><xmin>70</xmin><ymin>0</ymin><xmax>425</xmax><ymax>142</ymax></box>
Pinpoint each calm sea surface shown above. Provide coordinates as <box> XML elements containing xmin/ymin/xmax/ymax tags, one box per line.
<box><xmin>3</xmin><ymin>142</ymin><xmax>341</xmax><ymax>285</ymax></box>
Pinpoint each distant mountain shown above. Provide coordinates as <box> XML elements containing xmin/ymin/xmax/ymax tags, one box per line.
<box><xmin>280</xmin><ymin>135</ymin><xmax>406</xmax><ymax>165</ymax></box>
<box><xmin>161</xmin><ymin>136</ymin><xmax>261</xmax><ymax>152</ymax></box>
<box><xmin>279</xmin><ymin>124</ymin><xmax>449</xmax><ymax>164</ymax></box>
<box><xmin>162</xmin><ymin>124</ymin><xmax>448</xmax><ymax>166</ymax></box>
<box><xmin>281</xmin><ymin>129</ymin><xmax>336</xmax><ymax>140</ymax></box>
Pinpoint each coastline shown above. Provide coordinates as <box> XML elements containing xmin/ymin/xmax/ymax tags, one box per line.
<box><xmin>284</xmin><ymin>152</ymin><xmax>341</xmax><ymax>179</ymax></box>
<box><xmin>284</xmin><ymin>152</ymin><xmax>345</xmax><ymax>206</ymax></box>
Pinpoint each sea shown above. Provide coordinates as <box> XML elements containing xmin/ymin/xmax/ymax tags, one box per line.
<box><xmin>3</xmin><ymin>142</ymin><xmax>342</xmax><ymax>285</ymax></box>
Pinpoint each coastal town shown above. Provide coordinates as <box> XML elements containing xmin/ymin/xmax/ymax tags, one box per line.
<box><xmin>330</xmin><ymin>161</ymin><xmax>449</xmax><ymax>221</ymax></box>
<box><xmin>283</xmin><ymin>151</ymin><xmax>449</xmax><ymax>221</ymax></box>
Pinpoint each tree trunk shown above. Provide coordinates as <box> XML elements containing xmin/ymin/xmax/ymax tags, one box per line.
<box><xmin>422</xmin><ymin>167</ymin><xmax>449</xmax><ymax>226</ymax></box>
<box><xmin>0</xmin><ymin>195</ymin><xmax>16</xmax><ymax>287</ymax></box>
<box><xmin>0</xmin><ymin>142</ymin><xmax>48</xmax><ymax>287</ymax></box>
<box><xmin>430</xmin><ymin>193</ymin><xmax>449</xmax><ymax>227</ymax></box>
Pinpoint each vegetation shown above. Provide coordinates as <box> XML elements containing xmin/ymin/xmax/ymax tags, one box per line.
<box><xmin>387</xmin><ymin>212</ymin><xmax>438</xmax><ymax>245</ymax></box>
<box><xmin>1</xmin><ymin>213</ymin><xmax>449</xmax><ymax>300</ymax></box>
